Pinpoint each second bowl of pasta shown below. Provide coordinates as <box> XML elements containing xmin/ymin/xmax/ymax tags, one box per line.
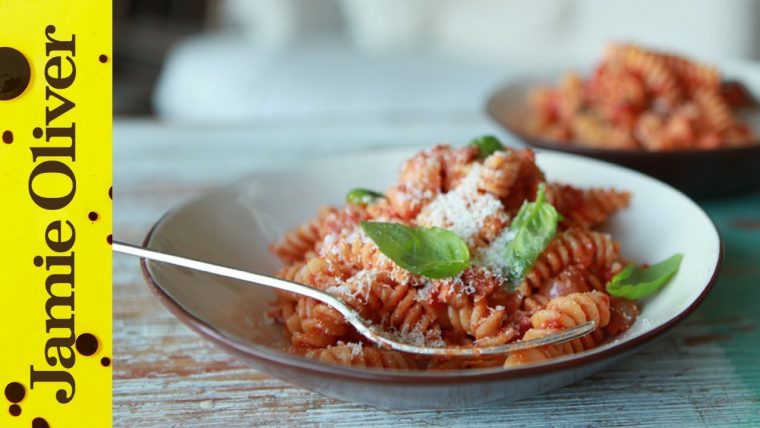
<box><xmin>487</xmin><ymin>44</ymin><xmax>760</xmax><ymax>198</ymax></box>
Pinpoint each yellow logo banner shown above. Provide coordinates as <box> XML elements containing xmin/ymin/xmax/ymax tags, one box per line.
<box><xmin>1</xmin><ymin>0</ymin><xmax>112</xmax><ymax>426</ymax></box>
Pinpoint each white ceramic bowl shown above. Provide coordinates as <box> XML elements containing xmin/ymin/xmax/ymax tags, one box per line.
<box><xmin>141</xmin><ymin>148</ymin><xmax>721</xmax><ymax>409</ymax></box>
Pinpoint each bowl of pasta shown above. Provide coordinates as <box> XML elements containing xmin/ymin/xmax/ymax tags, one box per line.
<box><xmin>486</xmin><ymin>43</ymin><xmax>760</xmax><ymax>198</ymax></box>
<box><xmin>141</xmin><ymin>140</ymin><xmax>721</xmax><ymax>409</ymax></box>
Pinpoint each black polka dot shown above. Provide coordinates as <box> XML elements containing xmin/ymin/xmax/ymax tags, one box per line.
<box><xmin>2</xmin><ymin>130</ymin><xmax>12</xmax><ymax>143</ymax></box>
<box><xmin>75</xmin><ymin>333</ymin><xmax>99</xmax><ymax>356</ymax></box>
<box><xmin>32</xmin><ymin>127</ymin><xmax>43</xmax><ymax>138</ymax></box>
<box><xmin>0</xmin><ymin>47</ymin><xmax>31</xmax><ymax>100</ymax></box>
<box><xmin>4</xmin><ymin>382</ymin><xmax>24</xmax><ymax>402</ymax></box>
<box><xmin>8</xmin><ymin>404</ymin><xmax>20</xmax><ymax>416</ymax></box>
<box><xmin>101</xmin><ymin>357</ymin><xmax>111</xmax><ymax>367</ymax></box>
<box><xmin>33</xmin><ymin>256</ymin><xmax>44</xmax><ymax>267</ymax></box>
<box><xmin>88</xmin><ymin>211</ymin><xmax>99</xmax><ymax>221</ymax></box>
<box><xmin>99</xmin><ymin>54</ymin><xmax>108</xmax><ymax>63</ymax></box>
<box><xmin>107</xmin><ymin>234</ymin><xmax>112</xmax><ymax>245</ymax></box>
<box><xmin>109</xmin><ymin>186</ymin><xmax>112</xmax><ymax>199</ymax></box>
<box><xmin>33</xmin><ymin>417</ymin><xmax>50</xmax><ymax>428</ymax></box>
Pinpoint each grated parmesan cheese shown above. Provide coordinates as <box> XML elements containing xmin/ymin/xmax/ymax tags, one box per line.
<box><xmin>416</xmin><ymin>165</ymin><xmax>504</xmax><ymax>246</ymax></box>
<box><xmin>325</xmin><ymin>269</ymin><xmax>379</xmax><ymax>302</ymax></box>
<box><xmin>393</xmin><ymin>186</ymin><xmax>433</xmax><ymax>205</ymax></box>
<box><xmin>476</xmin><ymin>227</ymin><xmax>517</xmax><ymax>273</ymax></box>
<box><xmin>440</xmin><ymin>274</ymin><xmax>475</xmax><ymax>296</ymax></box>
<box><xmin>345</xmin><ymin>227</ymin><xmax>367</xmax><ymax>245</ymax></box>
<box><xmin>324</xmin><ymin>283</ymin><xmax>353</xmax><ymax>298</ymax></box>
<box><xmin>491</xmin><ymin>305</ymin><xmax>505</xmax><ymax>313</ymax></box>
<box><xmin>415</xmin><ymin>281</ymin><xmax>437</xmax><ymax>302</ymax></box>
<box><xmin>393</xmin><ymin>323</ymin><xmax>446</xmax><ymax>348</ymax></box>
<box><xmin>349</xmin><ymin>269</ymin><xmax>378</xmax><ymax>301</ymax></box>
<box><xmin>322</xmin><ymin>233</ymin><xmax>337</xmax><ymax>249</ymax></box>
<box><xmin>346</xmin><ymin>342</ymin><xmax>363</xmax><ymax>358</ymax></box>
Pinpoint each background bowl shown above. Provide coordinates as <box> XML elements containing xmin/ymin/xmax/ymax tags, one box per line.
<box><xmin>486</xmin><ymin>62</ymin><xmax>760</xmax><ymax>199</ymax></box>
<box><xmin>141</xmin><ymin>148</ymin><xmax>721</xmax><ymax>409</ymax></box>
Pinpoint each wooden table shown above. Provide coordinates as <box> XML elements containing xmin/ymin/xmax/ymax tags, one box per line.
<box><xmin>114</xmin><ymin>117</ymin><xmax>760</xmax><ymax>426</ymax></box>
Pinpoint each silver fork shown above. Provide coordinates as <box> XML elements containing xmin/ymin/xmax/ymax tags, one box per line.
<box><xmin>114</xmin><ymin>241</ymin><xmax>595</xmax><ymax>356</ymax></box>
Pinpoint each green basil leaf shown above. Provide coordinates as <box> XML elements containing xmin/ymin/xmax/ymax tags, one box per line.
<box><xmin>606</xmin><ymin>254</ymin><xmax>683</xmax><ymax>300</ymax></box>
<box><xmin>469</xmin><ymin>135</ymin><xmax>504</xmax><ymax>160</ymax></box>
<box><xmin>360</xmin><ymin>221</ymin><xmax>470</xmax><ymax>279</ymax></box>
<box><xmin>346</xmin><ymin>188</ymin><xmax>384</xmax><ymax>205</ymax></box>
<box><xmin>503</xmin><ymin>184</ymin><xmax>560</xmax><ymax>285</ymax></box>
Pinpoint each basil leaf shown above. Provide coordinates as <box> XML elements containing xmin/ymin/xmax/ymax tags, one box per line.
<box><xmin>606</xmin><ymin>254</ymin><xmax>683</xmax><ymax>300</ymax></box>
<box><xmin>503</xmin><ymin>184</ymin><xmax>560</xmax><ymax>285</ymax></box>
<box><xmin>346</xmin><ymin>188</ymin><xmax>384</xmax><ymax>205</ymax></box>
<box><xmin>469</xmin><ymin>135</ymin><xmax>504</xmax><ymax>160</ymax></box>
<box><xmin>360</xmin><ymin>221</ymin><xmax>469</xmax><ymax>279</ymax></box>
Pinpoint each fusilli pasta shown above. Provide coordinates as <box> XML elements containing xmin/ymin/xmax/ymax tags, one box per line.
<box><xmin>268</xmin><ymin>143</ymin><xmax>637</xmax><ymax>370</ymax></box>
<box><xmin>524</xmin><ymin>43</ymin><xmax>756</xmax><ymax>150</ymax></box>
<box><xmin>504</xmin><ymin>291</ymin><xmax>610</xmax><ymax>367</ymax></box>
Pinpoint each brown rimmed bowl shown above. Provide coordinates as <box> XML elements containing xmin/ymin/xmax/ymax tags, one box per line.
<box><xmin>486</xmin><ymin>63</ymin><xmax>760</xmax><ymax>199</ymax></box>
<box><xmin>140</xmin><ymin>148</ymin><xmax>721</xmax><ymax>409</ymax></box>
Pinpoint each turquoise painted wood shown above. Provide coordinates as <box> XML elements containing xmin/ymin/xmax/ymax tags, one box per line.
<box><xmin>114</xmin><ymin>118</ymin><xmax>760</xmax><ymax>426</ymax></box>
<box><xmin>697</xmin><ymin>194</ymin><xmax>760</xmax><ymax>401</ymax></box>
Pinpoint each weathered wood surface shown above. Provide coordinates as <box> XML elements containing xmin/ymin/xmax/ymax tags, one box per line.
<box><xmin>114</xmin><ymin>118</ymin><xmax>760</xmax><ymax>427</ymax></box>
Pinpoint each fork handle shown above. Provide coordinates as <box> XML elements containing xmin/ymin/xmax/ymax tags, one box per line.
<box><xmin>113</xmin><ymin>241</ymin><xmax>348</xmax><ymax>311</ymax></box>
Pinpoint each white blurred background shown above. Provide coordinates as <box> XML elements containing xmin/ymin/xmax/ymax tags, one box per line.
<box><xmin>114</xmin><ymin>0</ymin><xmax>760</xmax><ymax>121</ymax></box>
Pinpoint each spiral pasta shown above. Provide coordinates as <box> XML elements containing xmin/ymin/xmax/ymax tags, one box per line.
<box><xmin>268</xmin><ymin>143</ymin><xmax>637</xmax><ymax>370</ymax></box>
<box><xmin>614</xmin><ymin>43</ymin><xmax>680</xmax><ymax>99</ymax></box>
<box><xmin>662</xmin><ymin>53</ymin><xmax>720</xmax><ymax>93</ymax></box>
<box><xmin>545</xmin><ymin>183</ymin><xmax>631</xmax><ymax>229</ymax></box>
<box><xmin>693</xmin><ymin>89</ymin><xmax>733</xmax><ymax>133</ymax></box>
<box><xmin>504</xmin><ymin>291</ymin><xmax>610</xmax><ymax>366</ymax></box>
<box><xmin>269</xmin><ymin>208</ymin><xmax>336</xmax><ymax>263</ymax></box>
<box><xmin>319</xmin><ymin>227</ymin><xmax>420</xmax><ymax>286</ymax></box>
<box><xmin>385</xmin><ymin>145</ymin><xmax>481</xmax><ymax>220</ymax></box>
<box><xmin>477</xmin><ymin>150</ymin><xmax>523</xmax><ymax>199</ymax></box>
<box><xmin>373</xmin><ymin>282</ymin><xmax>440</xmax><ymax>336</ymax></box>
<box><xmin>522</xmin><ymin>228</ymin><xmax>621</xmax><ymax>291</ymax></box>
<box><xmin>438</xmin><ymin>299</ymin><xmax>517</xmax><ymax>346</ymax></box>
<box><xmin>307</xmin><ymin>344</ymin><xmax>419</xmax><ymax>369</ymax></box>
<box><xmin>284</xmin><ymin>297</ymin><xmax>351</xmax><ymax>348</ymax></box>
<box><xmin>524</xmin><ymin>43</ymin><xmax>757</xmax><ymax>150</ymax></box>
